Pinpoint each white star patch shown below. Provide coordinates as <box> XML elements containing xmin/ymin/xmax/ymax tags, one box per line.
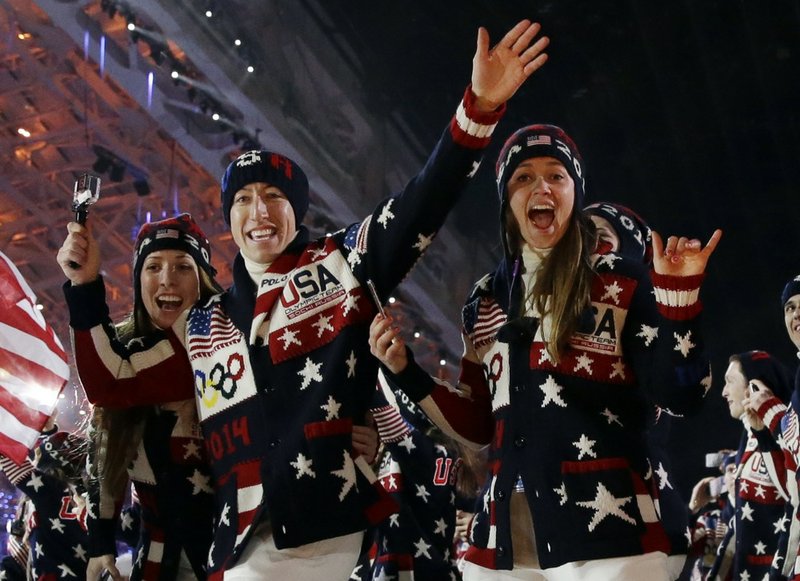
<box><xmin>28</xmin><ymin>473</ymin><xmax>44</xmax><ymax>492</ymax></box>
<box><xmin>188</xmin><ymin>469</ymin><xmax>213</xmax><ymax>495</ymax></box>
<box><xmin>298</xmin><ymin>357</ymin><xmax>323</xmax><ymax>390</ymax></box>
<box><xmin>57</xmin><ymin>563</ymin><xmax>77</xmax><ymax>578</ymax></box>
<box><xmin>539</xmin><ymin>375</ymin><xmax>567</xmax><ymax>408</ymax></box>
<box><xmin>73</xmin><ymin>544</ymin><xmax>87</xmax><ymax>562</ymax></box>
<box><xmin>414</xmin><ymin>537</ymin><xmax>433</xmax><ymax>559</ymax></box>
<box><xmin>754</xmin><ymin>540</ymin><xmax>767</xmax><ymax>555</ymax></box>
<box><xmin>346</xmin><ymin>350</ymin><xmax>357</xmax><ymax>378</ymax></box>
<box><xmin>433</xmin><ymin>517</ymin><xmax>447</xmax><ymax>535</ymax></box>
<box><xmin>321</xmin><ymin>395</ymin><xmax>342</xmax><ymax>420</ymax></box>
<box><xmin>754</xmin><ymin>484</ymin><xmax>766</xmax><ymax>498</ymax></box>
<box><xmin>554</xmin><ymin>483</ymin><xmax>568</xmax><ymax>506</ymax></box>
<box><xmin>637</xmin><ymin>324</ymin><xmax>658</xmax><ymax>346</ymax></box>
<box><xmin>609</xmin><ymin>359</ymin><xmax>626</xmax><ymax>380</ymax></box>
<box><xmin>575</xmin><ymin>482</ymin><xmax>636</xmax><ymax>531</ymax></box>
<box><xmin>674</xmin><ymin>331</ymin><xmax>696</xmax><ymax>358</ymax></box>
<box><xmin>121</xmin><ymin>511</ymin><xmax>134</xmax><ymax>531</ymax></box>
<box><xmin>574</xmin><ymin>353</ymin><xmax>594</xmax><ymax>375</ymax></box>
<box><xmin>34</xmin><ymin>542</ymin><xmax>44</xmax><ymax>557</ymax></box>
<box><xmin>413</xmin><ymin>232</ymin><xmax>435</xmax><ymax>253</ymax></box>
<box><xmin>183</xmin><ymin>440</ymin><xmax>202</xmax><ymax>460</ymax></box>
<box><xmin>291</xmin><ymin>453</ymin><xmax>316</xmax><ymax>479</ymax></box>
<box><xmin>389</xmin><ymin>513</ymin><xmax>400</xmax><ymax>527</ymax></box>
<box><xmin>278</xmin><ymin>328</ymin><xmax>302</xmax><ymax>350</ymax></box>
<box><xmin>467</xmin><ymin>160</ymin><xmax>481</xmax><ymax>178</ymax></box>
<box><xmin>346</xmin><ymin>249</ymin><xmax>362</xmax><ymax>268</ymax></box>
<box><xmin>415</xmin><ymin>484</ymin><xmax>431</xmax><ymax>503</ymax></box>
<box><xmin>398</xmin><ymin>435</ymin><xmax>416</xmax><ymax>453</ymax></box>
<box><xmin>655</xmin><ymin>462</ymin><xmax>672</xmax><ymax>490</ymax></box>
<box><xmin>220</xmin><ymin>503</ymin><xmax>231</xmax><ymax>526</ymax></box>
<box><xmin>596</xmin><ymin>253</ymin><xmax>622</xmax><ymax>270</ymax></box>
<box><xmin>49</xmin><ymin>517</ymin><xmax>66</xmax><ymax>533</ymax></box>
<box><xmin>385</xmin><ymin>474</ymin><xmax>397</xmax><ymax>490</ymax></box>
<box><xmin>312</xmin><ymin>314</ymin><xmax>334</xmax><ymax>338</ymax></box>
<box><xmin>774</xmin><ymin>514</ymin><xmax>790</xmax><ymax>533</ymax></box>
<box><xmin>573</xmin><ymin>434</ymin><xmax>597</xmax><ymax>459</ymax></box>
<box><xmin>331</xmin><ymin>451</ymin><xmax>357</xmax><ymax>500</ymax></box>
<box><xmin>341</xmin><ymin>291</ymin><xmax>361</xmax><ymax>317</ymax></box>
<box><xmin>377</xmin><ymin>199</ymin><xmax>396</xmax><ymax>228</ymax></box>
<box><xmin>740</xmin><ymin>501</ymin><xmax>754</xmax><ymax>521</ymax></box>
<box><xmin>600</xmin><ymin>281</ymin><xmax>624</xmax><ymax>304</ymax></box>
<box><xmin>601</xmin><ymin>408</ymin><xmax>623</xmax><ymax>426</ymax></box>
<box><xmin>308</xmin><ymin>246</ymin><xmax>328</xmax><ymax>261</ymax></box>
<box><xmin>740</xmin><ymin>571</ymin><xmax>751</xmax><ymax>581</ymax></box>
<box><xmin>538</xmin><ymin>347</ymin><xmax>555</xmax><ymax>366</ymax></box>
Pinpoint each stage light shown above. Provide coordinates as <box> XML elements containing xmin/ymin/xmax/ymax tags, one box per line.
<box><xmin>246</xmin><ymin>65</ymin><xmax>254</xmax><ymax>73</ymax></box>
<box><xmin>234</xmin><ymin>39</ymin><xmax>242</xmax><ymax>47</ymax></box>
<box><xmin>17</xmin><ymin>128</ymin><xmax>31</xmax><ymax>137</ymax></box>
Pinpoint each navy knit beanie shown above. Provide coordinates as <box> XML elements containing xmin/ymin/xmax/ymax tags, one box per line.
<box><xmin>495</xmin><ymin>124</ymin><xmax>585</xmax><ymax>210</ymax></box>
<box><xmin>733</xmin><ymin>350</ymin><xmax>793</xmax><ymax>405</ymax></box>
<box><xmin>781</xmin><ymin>275</ymin><xmax>800</xmax><ymax>306</ymax></box>
<box><xmin>220</xmin><ymin>150</ymin><xmax>309</xmax><ymax>227</ymax></box>
<box><xmin>584</xmin><ymin>202</ymin><xmax>653</xmax><ymax>265</ymax></box>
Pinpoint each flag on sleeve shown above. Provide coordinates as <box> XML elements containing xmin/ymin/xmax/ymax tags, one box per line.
<box><xmin>0</xmin><ymin>251</ymin><xmax>69</xmax><ymax>463</ymax></box>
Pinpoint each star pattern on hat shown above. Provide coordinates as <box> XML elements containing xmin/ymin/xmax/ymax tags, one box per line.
<box><xmin>331</xmin><ymin>451</ymin><xmax>357</xmax><ymax>500</ymax></box>
<box><xmin>575</xmin><ymin>482</ymin><xmax>636</xmax><ymax>532</ymax></box>
<box><xmin>312</xmin><ymin>314</ymin><xmax>334</xmax><ymax>338</ymax></box>
<box><xmin>637</xmin><ymin>325</ymin><xmax>658</xmax><ymax>346</ymax></box>
<box><xmin>655</xmin><ymin>462</ymin><xmax>672</xmax><ymax>490</ymax></box>
<box><xmin>413</xmin><ymin>232</ymin><xmax>435</xmax><ymax>253</ymax></box>
<box><xmin>673</xmin><ymin>331</ymin><xmax>696</xmax><ymax>358</ymax></box>
<box><xmin>188</xmin><ymin>469</ymin><xmax>213</xmax><ymax>495</ymax></box>
<box><xmin>573</xmin><ymin>434</ymin><xmax>597</xmax><ymax>459</ymax></box>
<box><xmin>298</xmin><ymin>357</ymin><xmax>323</xmax><ymax>390</ymax></box>
<box><xmin>539</xmin><ymin>375</ymin><xmax>567</xmax><ymax>408</ymax></box>
<box><xmin>321</xmin><ymin>395</ymin><xmax>342</xmax><ymax>420</ymax></box>
<box><xmin>377</xmin><ymin>200</ymin><xmax>396</xmax><ymax>229</ymax></box>
<box><xmin>346</xmin><ymin>350</ymin><xmax>357</xmax><ymax>378</ymax></box>
<box><xmin>291</xmin><ymin>453</ymin><xmax>316</xmax><ymax>479</ymax></box>
<box><xmin>27</xmin><ymin>473</ymin><xmax>44</xmax><ymax>492</ymax></box>
<box><xmin>600</xmin><ymin>281</ymin><xmax>623</xmax><ymax>305</ymax></box>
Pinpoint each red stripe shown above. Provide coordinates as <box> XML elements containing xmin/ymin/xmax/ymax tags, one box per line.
<box><xmin>747</xmin><ymin>554</ymin><xmax>774</xmax><ymax>565</ymax></box>
<box><xmin>561</xmin><ymin>457</ymin><xmax>630</xmax><ymax>474</ymax></box>
<box><xmin>4</xmin><ymin>305</ymin><xmax>67</xmax><ymax>361</ymax></box>
<box><xmin>304</xmin><ymin>418</ymin><xmax>352</xmax><ymax>440</ymax></box>
<box><xmin>234</xmin><ymin>460</ymin><xmax>262</xmax><ymax>488</ymax></box>
<box><xmin>464</xmin><ymin>545</ymin><xmax>496</xmax><ymax>569</ymax></box>
<box><xmin>0</xmin><ymin>348</ymin><xmax>66</xmax><ymax>396</ymax></box>
<box><xmin>650</xmin><ymin>272</ymin><xmax>705</xmax><ymax>290</ymax></box>
<box><xmin>0</xmin><ymin>388</ymin><xmax>48</xmax><ymax>430</ymax></box>
<box><xmin>237</xmin><ymin>506</ymin><xmax>258</xmax><ymax>535</ymax></box>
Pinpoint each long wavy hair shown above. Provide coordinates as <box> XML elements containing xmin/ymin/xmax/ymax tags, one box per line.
<box><xmin>505</xmin><ymin>206</ymin><xmax>597</xmax><ymax>364</ymax></box>
<box><xmin>92</xmin><ymin>267</ymin><xmax>222</xmax><ymax>496</ymax></box>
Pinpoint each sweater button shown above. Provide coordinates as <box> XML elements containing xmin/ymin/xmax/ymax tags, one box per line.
<box><xmin>496</xmin><ymin>490</ymin><xmax>505</xmax><ymax>501</ymax></box>
<box><xmin>514</xmin><ymin>436</ymin><xmax>526</xmax><ymax>448</ymax></box>
<box><xmin>268</xmin><ymin>439</ymin><xmax>281</xmax><ymax>449</ymax></box>
<box><xmin>497</xmin><ymin>546</ymin><xmax>506</xmax><ymax>557</ymax></box>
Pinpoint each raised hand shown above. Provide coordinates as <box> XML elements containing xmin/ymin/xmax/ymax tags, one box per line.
<box><xmin>471</xmin><ymin>20</ymin><xmax>549</xmax><ymax>112</ymax></box>
<box><xmin>369</xmin><ymin>314</ymin><xmax>408</xmax><ymax>374</ymax></box>
<box><xmin>651</xmin><ymin>229</ymin><xmax>722</xmax><ymax>277</ymax></box>
<box><xmin>56</xmin><ymin>220</ymin><xmax>101</xmax><ymax>285</ymax></box>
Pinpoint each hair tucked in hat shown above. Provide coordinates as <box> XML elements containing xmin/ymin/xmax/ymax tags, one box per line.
<box><xmin>730</xmin><ymin>350</ymin><xmax>793</xmax><ymax>405</ymax></box>
<box><xmin>132</xmin><ymin>213</ymin><xmax>217</xmax><ymax>299</ymax></box>
<box><xmin>584</xmin><ymin>202</ymin><xmax>653</xmax><ymax>265</ymax></box>
<box><xmin>495</xmin><ymin>124</ymin><xmax>586</xmax><ymax>210</ymax></box>
<box><xmin>220</xmin><ymin>150</ymin><xmax>309</xmax><ymax>227</ymax></box>
<box><xmin>781</xmin><ymin>275</ymin><xmax>800</xmax><ymax>306</ymax></box>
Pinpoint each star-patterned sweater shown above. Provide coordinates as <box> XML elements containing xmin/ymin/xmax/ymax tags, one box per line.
<box><xmin>384</xmin><ymin>252</ymin><xmax>712</xmax><ymax>571</ymax></box>
<box><xmin>64</xmin><ymin>87</ymin><xmax>505</xmax><ymax>578</ymax></box>
<box><xmin>358</xmin><ymin>373</ymin><xmax>462</xmax><ymax>581</ymax></box>
<box><xmin>0</xmin><ymin>438</ymin><xmax>89</xmax><ymax>580</ymax></box>
<box><xmin>87</xmin><ymin>400</ymin><xmax>214</xmax><ymax>580</ymax></box>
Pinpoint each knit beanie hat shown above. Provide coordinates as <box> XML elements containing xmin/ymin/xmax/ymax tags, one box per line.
<box><xmin>132</xmin><ymin>213</ymin><xmax>216</xmax><ymax>295</ymax></box>
<box><xmin>781</xmin><ymin>275</ymin><xmax>800</xmax><ymax>306</ymax></box>
<box><xmin>495</xmin><ymin>124</ymin><xmax>586</xmax><ymax>210</ymax></box>
<box><xmin>733</xmin><ymin>350</ymin><xmax>793</xmax><ymax>405</ymax></box>
<box><xmin>220</xmin><ymin>150</ymin><xmax>309</xmax><ymax>226</ymax></box>
<box><xmin>584</xmin><ymin>202</ymin><xmax>653</xmax><ymax>265</ymax></box>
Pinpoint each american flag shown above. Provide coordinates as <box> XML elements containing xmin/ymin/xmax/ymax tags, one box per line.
<box><xmin>471</xmin><ymin>300</ymin><xmax>506</xmax><ymax>347</ymax></box>
<box><xmin>188</xmin><ymin>308</ymin><xmax>241</xmax><ymax>357</ymax></box>
<box><xmin>0</xmin><ymin>251</ymin><xmax>69</xmax><ymax>463</ymax></box>
<box><xmin>526</xmin><ymin>134</ymin><xmax>552</xmax><ymax>146</ymax></box>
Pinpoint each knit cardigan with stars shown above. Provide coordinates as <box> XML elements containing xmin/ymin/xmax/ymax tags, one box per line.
<box><xmin>384</xmin><ymin>252</ymin><xmax>712</xmax><ymax>570</ymax></box>
<box><xmin>64</xmin><ymin>87</ymin><xmax>506</xmax><ymax>579</ymax></box>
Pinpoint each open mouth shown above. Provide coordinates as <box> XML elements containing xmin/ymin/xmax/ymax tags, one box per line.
<box><xmin>156</xmin><ymin>295</ymin><xmax>183</xmax><ymax>311</ymax></box>
<box><xmin>250</xmin><ymin>227</ymin><xmax>276</xmax><ymax>241</ymax></box>
<box><xmin>528</xmin><ymin>205</ymin><xmax>555</xmax><ymax>229</ymax></box>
